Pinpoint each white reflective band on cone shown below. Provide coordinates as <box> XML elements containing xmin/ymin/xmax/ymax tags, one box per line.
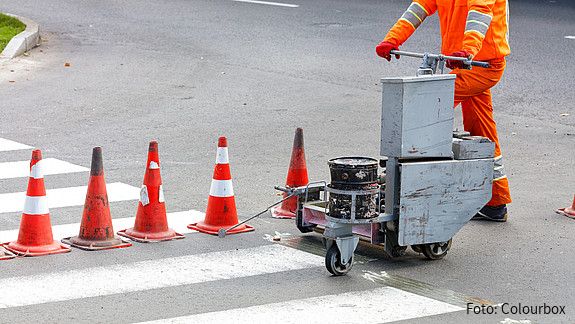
<box><xmin>140</xmin><ymin>185</ymin><xmax>150</xmax><ymax>206</ymax></box>
<box><xmin>29</xmin><ymin>160</ymin><xmax>44</xmax><ymax>179</ymax></box>
<box><xmin>215</xmin><ymin>147</ymin><xmax>229</xmax><ymax>164</ymax></box>
<box><xmin>209</xmin><ymin>179</ymin><xmax>234</xmax><ymax>197</ymax></box>
<box><xmin>23</xmin><ymin>196</ymin><xmax>49</xmax><ymax>215</ymax></box>
<box><xmin>149</xmin><ymin>161</ymin><xmax>160</xmax><ymax>170</ymax></box>
<box><xmin>159</xmin><ymin>185</ymin><xmax>165</xmax><ymax>203</ymax></box>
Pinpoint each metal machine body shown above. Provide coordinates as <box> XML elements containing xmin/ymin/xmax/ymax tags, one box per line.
<box><xmin>276</xmin><ymin>52</ymin><xmax>495</xmax><ymax>275</ymax></box>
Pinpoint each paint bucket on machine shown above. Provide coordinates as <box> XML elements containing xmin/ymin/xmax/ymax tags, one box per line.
<box><xmin>327</xmin><ymin>157</ymin><xmax>379</xmax><ymax>220</ymax></box>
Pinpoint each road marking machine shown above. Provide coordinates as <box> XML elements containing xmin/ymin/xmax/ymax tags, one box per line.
<box><xmin>274</xmin><ymin>51</ymin><xmax>496</xmax><ymax>275</ymax></box>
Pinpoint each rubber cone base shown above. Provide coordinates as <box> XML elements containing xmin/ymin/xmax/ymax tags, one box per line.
<box><xmin>556</xmin><ymin>208</ymin><xmax>575</xmax><ymax>219</ymax></box>
<box><xmin>61</xmin><ymin>236</ymin><xmax>131</xmax><ymax>251</ymax></box>
<box><xmin>2</xmin><ymin>240</ymin><xmax>71</xmax><ymax>257</ymax></box>
<box><xmin>188</xmin><ymin>222</ymin><xmax>254</xmax><ymax>235</ymax></box>
<box><xmin>0</xmin><ymin>247</ymin><xmax>15</xmax><ymax>260</ymax></box>
<box><xmin>271</xmin><ymin>205</ymin><xmax>296</xmax><ymax>219</ymax></box>
<box><xmin>117</xmin><ymin>228</ymin><xmax>185</xmax><ymax>243</ymax></box>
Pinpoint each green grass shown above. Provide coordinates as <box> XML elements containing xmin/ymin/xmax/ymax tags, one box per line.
<box><xmin>0</xmin><ymin>13</ymin><xmax>26</xmax><ymax>52</ymax></box>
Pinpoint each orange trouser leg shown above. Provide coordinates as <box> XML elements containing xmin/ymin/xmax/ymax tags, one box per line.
<box><xmin>452</xmin><ymin>59</ymin><xmax>512</xmax><ymax>206</ymax></box>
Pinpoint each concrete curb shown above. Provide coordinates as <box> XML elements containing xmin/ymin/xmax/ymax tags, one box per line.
<box><xmin>0</xmin><ymin>13</ymin><xmax>40</xmax><ymax>59</ymax></box>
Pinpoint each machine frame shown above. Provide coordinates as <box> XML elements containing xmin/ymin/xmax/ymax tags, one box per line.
<box><xmin>275</xmin><ymin>51</ymin><xmax>496</xmax><ymax>275</ymax></box>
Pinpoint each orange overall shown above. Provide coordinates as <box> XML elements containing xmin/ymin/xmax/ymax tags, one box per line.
<box><xmin>383</xmin><ymin>0</ymin><xmax>511</xmax><ymax>206</ymax></box>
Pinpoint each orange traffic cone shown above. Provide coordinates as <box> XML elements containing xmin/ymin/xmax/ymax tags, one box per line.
<box><xmin>2</xmin><ymin>150</ymin><xmax>71</xmax><ymax>256</ymax></box>
<box><xmin>188</xmin><ymin>137</ymin><xmax>254</xmax><ymax>235</ymax></box>
<box><xmin>62</xmin><ymin>147</ymin><xmax>131</xmax><ymax>250</ymax></box>
<box><xmin>271</xmin><ymin>128</ymin><xmax>309</xmax><ymax>219</ymax></box>
<box><xmin>118</xmin><ymin>141</ymin><xmax>184</xmax><ymax>242</ymax></box>
<box><xmin>556</xmin><ymin>195</ymin><xmax>575</xmax><ymax>219</ymax></box>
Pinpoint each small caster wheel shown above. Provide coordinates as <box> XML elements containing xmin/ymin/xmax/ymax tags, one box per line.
<box><xmin>325</xmin><ymin>244</ymin><xmax>353</xmax><ymax>276</ymax></box>
<box><xmin>411</xmin><ymin>245</ymin><xmax>423</xmax><ymax>253</ymax></box>
<box><xmin>421</xmin><ymin>239</ymin><xmax>452</xmax><ymax>260</ymax></box>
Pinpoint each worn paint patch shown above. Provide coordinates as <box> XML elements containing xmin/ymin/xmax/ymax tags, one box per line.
<box><xmin>140</xmin><ymin>185</ymin><xmax>150</xmax><ymax>206</ymax></box>
<box><xmin>362</xmin><ymin>270</ymin><xmax>494</xmax><ymax>308</ymax></box>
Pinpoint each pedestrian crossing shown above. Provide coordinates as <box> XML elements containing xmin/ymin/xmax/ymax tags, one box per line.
<box><xmin>0</xmin><ymin>245</ymin><xmax>323</xmax><ymax>309</ymax></box>
<box><xmin>0</xmin><ymin>242</ymin><xmax>468</xmax><ymax>323</ymax></box>
<box><xmin>0</xmin><ymin>137</ymin><xmax>473</xmax><ymax>323</ymax></box>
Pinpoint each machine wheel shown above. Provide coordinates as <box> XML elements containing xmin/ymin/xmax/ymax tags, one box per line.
<box><xmin>421</xmin><ymin>239</ymin><xmax>452</xmax><ymax>260</ymax></box>
<box><xmin>325</xmin><ymin>245</ymin><xmax>354</xmax><ymax>276</ymax></box>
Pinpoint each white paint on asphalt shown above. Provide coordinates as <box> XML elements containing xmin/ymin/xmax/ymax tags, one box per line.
<box><xmin>0</xmin><ymin>138</ymin><xmax>32</xmax><ymax>152</ymax></box>
<box><xmin>565</xmin><ymin>36</ymin><xmax>575</xmax><ymax>40</ymax></box>
<box><xmin>0</xmin><ymin>182</ymin><xmax>140</xmax><ymax>213</ymax></box>
<box><xmin>0</xmin><ymin>158</ymin><xmax>89</xmax><ymax>180</ymax></box>
<box><xmin>139</xmin><ymin>286</ymin><xmax>463</xmax><ymax>324</ymax></box>
<box><xmin>0</xmin><ymin>210</ymin><xmax>204</xmax><ymax>242</ymax></box>
<box><xmin>232</xmin><ymin>0</ymin><xmax>299</xmax><ymax>8</ymax></box>
<box><xmin>0</xmin><ymin>244</ymin><xmax>323</xmax><ymax>309</ymax></box>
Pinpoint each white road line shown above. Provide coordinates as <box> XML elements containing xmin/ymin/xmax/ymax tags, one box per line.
<box><xmin>0</xmin><ymin>182</ymin><xmax>140</xmax><ymax>214</ymax></box>
<box><xmin>565</xmin><ymin>36</ymin><xmax>575</xmax><ymax>40</ymax></box>
<box><xmin>0</xmin><ymin>158</ymin><xmax>89</xmax><ymax>180</ymax></box>
<box><xmin>0</xmin><ymin>244</ymin><xmax>323</xmax><ymax>309</ymax></box>
<box><xmin>232</xmin><ymin>0</ymin><xmax>299</xmax><ymax>8</ymax></box>
<box><xmin>0</xmin><ymin>210</ymin><xmax>204</xmax><ymax>242</ymax></box>
<box><xmin>0</xmin><ymin>138</ymin><xmax>32</xmax><ymax>152</ymax></box>
<box><xmin>140</xmin><ymin>286</ymin><xmax>463</xmax><ymax>324</ymax></box>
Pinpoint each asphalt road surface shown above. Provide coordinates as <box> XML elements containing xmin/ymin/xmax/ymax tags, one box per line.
<box><xmin>0</xmin><ymin>0</ymin><xmax>574</xmax><ymax>323</ymax></box>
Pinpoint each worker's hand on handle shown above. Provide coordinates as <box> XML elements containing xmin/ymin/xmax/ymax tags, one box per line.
<box><xmin>376</xmin><ymin>41</ymin><xmax>400</xmax><ymax>61</ymax></box>
<box><xmin>446</xmin><ymin>50</ymin><xmax>472</xmax><ymax>70</ymax></box>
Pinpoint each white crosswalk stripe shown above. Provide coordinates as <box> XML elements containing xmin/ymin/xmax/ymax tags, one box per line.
<box><xmin>0</xmin><ymin>158</ymin><xmax>89</xmax><ymax>179</ymax></box>
<box><xmin>0</xmin><ymin>244</ymin><xmax>323</xmax><ymax>309</ymax></box>
<box><xmin>0</xmin><ymin>210</ymin><xmax>204</xmax><ymax>242</ymax></box>
<box><xmin>0</xmin><ymin>182</ymin><xmax>140</xmax><ymax>213</ymax></box>
<box><xmin>139</xmin><ymin>286</ymin><xmax>462</xmax><ymax>324</ymax></box>
<box><xmin>0</xmin><ymin>138</ymin><xmax>32</xmax><ymax>152</ymax></box>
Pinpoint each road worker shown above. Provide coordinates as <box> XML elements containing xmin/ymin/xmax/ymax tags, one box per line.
<box><xmin>376</xmin><ymin>0</ymin><xmax>511</xmax><ymax>221</ymax></box>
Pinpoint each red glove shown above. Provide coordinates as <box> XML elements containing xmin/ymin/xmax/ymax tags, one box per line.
<box><xmin>446</xmin><ymin>51</ymin><xmax>472</xmax><ymax>70</ymax></box>
<box><xmin>376</xmin><ymin>41</ymin><xmax>400</xmax><ymax>61</ymax></box>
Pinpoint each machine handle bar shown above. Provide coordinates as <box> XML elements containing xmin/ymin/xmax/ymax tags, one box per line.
<box><xmin>390</xmin><ymin>50</ymin><xmax>490</xmax><ymax>68</ymax></box>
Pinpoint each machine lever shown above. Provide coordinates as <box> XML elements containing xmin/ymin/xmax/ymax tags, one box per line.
<box><xmin>218</xmin><ymin>191</ymin><xmax>298</xmax><ymax>238</ymax></box>
<box><xmin>390</xmin><ymin>50</ymin><xmax>490</xmax><ymax>69</ymax></box>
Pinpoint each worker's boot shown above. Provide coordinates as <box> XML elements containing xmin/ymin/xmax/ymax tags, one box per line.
<box><xmin>472</xmin><ymin>204</ymin><xmax>508</xmax><ymax>222</ymax></box>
